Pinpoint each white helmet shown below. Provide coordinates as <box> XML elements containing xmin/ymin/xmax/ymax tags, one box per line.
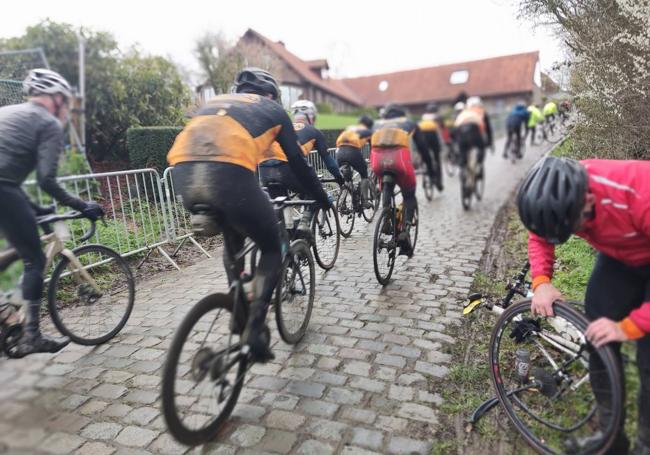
<box><xmin>454</xmin><ymin>101</ymin><xmax>465</xmax><ymax>111</ymax></box>
<box><xmin>23</xmin><ymin>68</ymin><xmax>72</xmax><ymax>99</ymax></box>
<box><xmin>291</xmin><ymin>100</ymin><xmax>317</xmax><ymax>124</ymax></box>
<box><xmin>467</xmin><ymin>96</ymin><xmax>482</xmax><ymax>108</ymax></box>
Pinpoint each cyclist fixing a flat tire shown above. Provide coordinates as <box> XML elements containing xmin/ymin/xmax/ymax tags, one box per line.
<box><xmin>517</xmin><ymin>156</ymin><xmax>650</xmax><ymax>455</ymax></box>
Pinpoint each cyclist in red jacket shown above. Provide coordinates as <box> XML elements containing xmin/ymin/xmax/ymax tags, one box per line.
<box><xmin>517</xmin><ymin>156</ymin><xmax>650</xmax><ymax>455</ymax></box>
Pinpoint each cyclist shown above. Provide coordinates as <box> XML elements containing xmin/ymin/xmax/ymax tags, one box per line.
<box><xmin>526</xmin><ymin>104</ymin><xmax>544</xmax><ymax>145</ymax></box>
<box><xmin>418</xmin><ymin>102</ymin><xmax>444</xmax><ymax>191</ymax></box>
<box><xmin>503</xmin><ymin>102</ymin><xmax>529</xmax><ymax>159</ymax></box>
<box><xmin>453</xmin><ymin>96</ymin><xmax>492</xmax><ymax>177</ymax></box>
<box><xmin>517</xmin><ymin>156</ymin><xmax>650</xmax><ymax>455</ymax></box>
<box><xmin>543</xmin><ymin>99</ymin><xmax>558</xmax><ymax>124</ymax></box>
<box><xmin>370</xmin><ymin>103</ymin><xmax>430</xmax><ymax>256</ymax></box>
<box><xmin>259</xmin><ymin>100</ymin><xmax>342</xmax><ymax>236</ymax></box>
<box><xmin>559</xmin><ymin>99</ymin><xmax>571</xmax><ymax>122</ymax></box>
<box><xmin>167</xmin><ymin>68</ymin><xmax>331</xmax><ymax>362</ymax></box>
<box><xmin>335</xmin><ymin>114</ymin><xmax>374</xmax><ymax>207</ymax></box>
<box><xmin>0</xmin><ymin>69</ymin><xmax>103</xmax><ymax>357</ymax></box>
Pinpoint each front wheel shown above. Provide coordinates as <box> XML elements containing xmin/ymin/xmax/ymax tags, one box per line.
<box><xmin>48</xmin><ymin>244</ymin><xmax>135</xmax><ymax>345</ymax></box>
<box><xmin>460</xmin><ymin>168</ymin><xmax>472</xmax><ymax>211</ymax></box>
<box><xmin>361</xmin><ymin>180</ymin><xmax>378</xmax><ymax>223</ymax></box>
<box><xmin>373</xmin><ymin>208</ymin><xmax>397</xmax><ymax>285</ymax></box>
<box><xmin>275</xmin><ymin>240</ymin><xmax>315</xmax><ymax>344</ymax></box>
<box><xmin>423</xmin><ymin>174</ymin><xmax>434</xmax><ymax>201</ymax></box>
<box><xmin>161</xmin><ymin>293</ymin><xmax>248</xmax><ymax>446</ymax></box>
<box><xmin>311</xmin><ymin>206</ymin><xmax>340</xmax><ymax>270</ymax></box>
<box><xmin>489</xmin><ymin>300</ymin><xmax>623</xmax><ymax>455</ymax></box>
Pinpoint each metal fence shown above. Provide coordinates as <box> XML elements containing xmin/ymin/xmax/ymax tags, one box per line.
<box><xmin>21</xmin><ymin>148</ymin><xmax>362</xmax><ymax>273</ymax></box>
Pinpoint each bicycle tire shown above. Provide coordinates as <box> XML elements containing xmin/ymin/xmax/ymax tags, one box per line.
<box><xmin>489</xmin><ymin>300</ymin><xmax>623</xmax><ymax>455</ymax></box>
<box><xmin>475</xmin><ymin>168</ymin><xmax>485</xmax><ymax>202</ymax></box>
<box><xmin>311</xmin><ymin>206</ymin><xmax>340</xmax><ymax>270</ymax></box>
<box><xmin>373</xmin><ymin>208</ymin><xmax>396</xmax><ymax>285</ymax></box>
<box><xmin>409</xmin><ymin>201</ymin><xmax>419</xmax><ymax>257</ymax></box>
<box><xmin>275</xmin><ymin>240</ymin><xmax>315</xmax><ymax>344</ymax></box>
<box><xmin>423</xmin><ymin>175</ymin><xmax>434</xmax><ymax>201</ymax></box>
<box><xmin>337</xmin><ymin>186</ymin><xmax>355</xmax><ymax>238</ymax></box>
<box><xmin>460</xmin><ymin>168</ymin><xmax>472</xmax><ymax>211</ymax></box>
<box><xmin>361</xmin><ymin>181</ymin><xmax>377</xmax><ymax>223</ymax></box>
<box><xmin>161</xmin><ymin>293</ymin><xmax>247</xmax><ymax>446</ymax></box>
<box><xmin>48</xmin><ymin>244</ymin><xmax>135</xmax><ymax>345</ymax></box>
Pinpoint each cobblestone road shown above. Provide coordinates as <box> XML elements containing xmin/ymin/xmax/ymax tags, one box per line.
<box><xmin>0</xmin><ymin>139</ymin><xmax>552</xmax><ymax>454</ymax></box>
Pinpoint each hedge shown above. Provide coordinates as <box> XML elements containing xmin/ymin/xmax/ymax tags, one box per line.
<box><xmin>127</xmin><ymin>126</ymin><xmax>182</xmax><ymax>173</ymax></box>
<box><xmin>127</xmin><ymin>126</ymin><xmax>344</xmax><ymax>173</ymax></box>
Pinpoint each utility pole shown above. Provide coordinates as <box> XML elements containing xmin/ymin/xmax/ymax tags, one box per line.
<box><xmin>78</xmin><ymin>32</ymin><xmax>86</xmax><ymax>157</ymax></box>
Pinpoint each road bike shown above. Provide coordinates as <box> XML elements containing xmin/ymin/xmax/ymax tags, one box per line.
<box><xmin>336</xmin><ymin>163</ymin><xmax>377</xmax><ymax>238</ymax></box>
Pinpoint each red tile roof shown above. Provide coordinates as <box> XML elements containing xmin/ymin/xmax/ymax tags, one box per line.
<box><xmin>340</xmin><ymin>52</ymin><xmax>540</xmax><ymax>107</ymax></box>
<box><xmin>243</xmin><ymin>29</ymin><xmax>362</xmax><ymax>105</ymax></box>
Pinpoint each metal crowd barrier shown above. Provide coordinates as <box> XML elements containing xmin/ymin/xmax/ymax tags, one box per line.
<box><xmin>24</xmin><ymin>168</ymin><xmax>185</xmax><ymax>270</ymax></box>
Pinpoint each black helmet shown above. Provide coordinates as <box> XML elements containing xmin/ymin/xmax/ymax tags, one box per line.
<box><xmin>234</xmin><ymin>67</ymin><xmax>280</xmax><ymax>101</ymax></box>
<box><xmin>425</xmin><ymin>102</ymin><xmax>439</xmax><ymax>113</ymax></box>
<box><xmin>358</xmin><ymin>114</ymin><xmax>373</xmax><ymax>129</ymax></box>
<box><xmin>382</xmin><ymin>103</ymin><xmax>406</xmax><ymax>119</ymax></box>
<box><xmin>516</xmin><ymin>157</ymin><xmax>588</xmax><ymax>244</ymax></box>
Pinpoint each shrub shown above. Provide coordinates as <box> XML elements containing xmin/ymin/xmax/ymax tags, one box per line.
<box><xmin>127</xmin><ymin>127</ymin><xmax>182</xmax><ymax>173</ymax></box>
<box><xmin>321</xmin><ymin>129</ymin><xmax>344</xmax><ymax>149</ymax></box>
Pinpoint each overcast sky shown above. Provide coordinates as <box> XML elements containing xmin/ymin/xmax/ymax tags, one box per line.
<box><xmin>1</xmin><ymin>0</ymin><xmax>563</xmax><ymax>83</ymax></box>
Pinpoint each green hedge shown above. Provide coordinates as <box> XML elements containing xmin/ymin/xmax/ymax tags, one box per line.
<box><xmin>321</xmin><ymin>129</ymin><xmax>344</xmax><ymax>149</ymax></box>
<box><xmin>127</xmin><ymin>126</ymin><xmax>182</xmax><ymax>172</ymax></box>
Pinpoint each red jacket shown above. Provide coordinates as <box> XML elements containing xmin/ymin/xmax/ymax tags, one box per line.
<box><xmin>529</xmin><ymin>159</ymin><xmax>650</xmax><ymax>337</ymax></box>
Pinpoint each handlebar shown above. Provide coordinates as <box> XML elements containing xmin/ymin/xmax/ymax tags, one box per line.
<box><xmin>36</xmin><ymin>211</ymin><xmax>99</xmax><ymax>243</ymax></box>
<box><xmin>319</xmin><ymin>178</ymin><xmax>340</xmax><ymax>184</ymax></box>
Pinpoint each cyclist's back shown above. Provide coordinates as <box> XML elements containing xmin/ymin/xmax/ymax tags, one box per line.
<box><xmin>454</xmin><ymin>96</ymin><xmax>490</xmax><ymax>170</ymax></box>
<box><xmin>168</xmin><ymin>69</ymin><xmax>330</xmax><ymax>361</ymax></box>
<box><xmin>503</xmin><ymin>102</ymin><xmax>529</xmax><ymax>158</ymax></box>
<box><xmin>418</xmin><ymin>102</ymin><xmax>444</xmax><ymax>190</ymax></box>
<box><xmin>370</xmin><ymin>104</ymin><xmax>424</xmax><ymax>255</ymax></box>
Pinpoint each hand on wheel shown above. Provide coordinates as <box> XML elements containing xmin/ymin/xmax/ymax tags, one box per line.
<box><xmin>531</xmin><ymin>283</ymin><xmax>563</xmax><ymax>317</ymax></box>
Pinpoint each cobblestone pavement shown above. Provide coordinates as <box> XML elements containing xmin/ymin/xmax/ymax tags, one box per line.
<box><xmin>0</xmin><ymin>139</ymin><xmax>552</xmax><ymax>454</ymax></box>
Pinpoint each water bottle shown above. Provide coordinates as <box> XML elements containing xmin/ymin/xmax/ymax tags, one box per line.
<box><xmin>515</xmin><ymin>347</ymin><xmax>531</xmax><ymax>384</ymax></box>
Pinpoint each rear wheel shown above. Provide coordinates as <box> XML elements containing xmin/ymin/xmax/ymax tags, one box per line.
<box><xmin>337</xmin><ymin>185</ymin><xmax>355</xmax><ymax>238</ymax></box>
<box><xmin>373</xmin><ymin>208</ymin><xmax>397</xmax><ymax>285</ymax></box>
<box><xmin>361</xmin><ymin>180</ymin><xmax>377</xmax><ymax>223</ymax></box>
<box><xmin>275</xmin><ymin>240</ymin><xmax>315</xmax><ymax>344</ymax></box>
<box><xmin>423</xmin><ymin>174</ymin><xmax>434</xmax><ymax>201</ymax></box>
<box><xmin>460</xmin><ymin>168</ymin><xmax>472</xmax><ymax>211</ymax></box>
<box><xmin>409</xmin><ymin>202</ymin><xmax>419</xmax><ymax>257</ymax></box>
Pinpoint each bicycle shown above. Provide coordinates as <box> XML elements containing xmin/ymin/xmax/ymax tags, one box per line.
<box><xmin>161</xmin><ymin>196</ymin><xmax>316</xmax><ymax>446</ymax></box>
<box><xmin>464</xmin><ymin>263</ymin><xmax>623</xmax><ymax>455</ymax></box>
<box><xmin>504</xmin><ymin>132</ymin><xmax>525</xmax><ymax>164</ymax></box>
<box><xmin>372</xmin><ymin>172</ymin><xmax>418</xmax><ymax>285</ymax></box>
<box><xmin>459</xmin><ymin>146</ymin><xmax>485</xmax><ymax>211</ymax></box>
<box><xmin>0</xmin><ymin>210</ymin><xmax>135</xmax><ymax>357</ymax></box>
<box><xmin>336</xmin><ymin>163</ymin><xmax>378</xmax><ymax>238</ymax></box>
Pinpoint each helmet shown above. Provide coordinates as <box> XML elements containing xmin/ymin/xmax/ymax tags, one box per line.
<box><xmin>381</xmin><ymin>103</ymin><xmax>406</xmax><ymax>119</ymax></box>
<box><xmin>291</xmin><ymin>100</ymin><xmax>317</xmax><ymax>124</ymax></box>
<box><xmin>234</xmin><ymin>67</ymin><xmax>280</xmax><ymax>101</ymax></box>
<box><xmin>23</xmin><ymin>68</ymin><xmax>72</xmax><ymax>99</ymax></box>
<box><xmin>516</xmin><ymin>157</ymin><xmax>589</xmax><ymax>244</ymax></box>
<box><xmin>358</xmin><ymin>114</ymin><xmax>374</xmax><ymax>129</ymax></box>
<box><xmin>454</xmin><ymin>101</ymin><xmax>465</xmax><ymax>111</ymax></box>
<box><xmin>425</xmin><ymin>102</ymin><xmax>439</xmax><ymax>113</ymax></box>
<box><xmin>515</xmin><ymin>101</ymin><xmax>527</xmax><ymax>109</ymax></box>
<box><xmin>467</xmin><ymin>96</ymin><xmax>482</xmax><ymax>108</ymax></box>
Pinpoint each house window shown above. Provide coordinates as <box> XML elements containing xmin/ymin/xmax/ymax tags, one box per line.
<box><xmin>280</xmin><ymin>85</ymin><xmax>303</xmax><ymax>109</ymax></box>
<box><xmin>378</xmin><ymin>80</ymin><xmax>389</xmax><ymax>92</ymax></box>
<box><xmin>449</xmin><ymin>70</ymin><xmax>469</xmax><ymax>85</ymax></box>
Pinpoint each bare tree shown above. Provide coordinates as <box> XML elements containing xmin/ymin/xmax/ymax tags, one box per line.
<box><xmin>519</xmin><ymin>0</ymin><xmax>650</xmax><ymax>158</ymax></box>
<box><xmin>195</xmin><ymin>32</ymin><xmax>243</xmax><ymax>95</ymax></box>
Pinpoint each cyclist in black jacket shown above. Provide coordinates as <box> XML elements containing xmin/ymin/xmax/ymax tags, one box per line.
<box><xmin>0</xmin><ymin>69</ymin><xmax>103</xmax><ymax>357</ymax></box>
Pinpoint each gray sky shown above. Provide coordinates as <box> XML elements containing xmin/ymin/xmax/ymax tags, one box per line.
<box><xmin>2</xmin><ymin>0</ymin><xmax>563</xmax><ymax>82</ymax></box>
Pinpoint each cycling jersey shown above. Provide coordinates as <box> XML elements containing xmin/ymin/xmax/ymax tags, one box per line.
<box><xmin>0</xmin><ymin>101</ymin><xmax>85</xmax><ymax>210</ymax></box>
<box><xmin>167</xmin><ymin>93</ymin><xmax>328</xmax><ymax>205</ymax></box>
<box><xmin>336</xmin><ymin>125</ymin><xmax>372</xmax><ymax>149</ymax></box>
<box><xmin>543</xmin><ymin>102</ymin><xmax>558</xmax><ymax>117</ymax></box>
<box><xmin>527</xmin><ymin>106</ymin><xmax>544</xmax><ymax>127</ymax></box>
<box><xmin>418</xmin><ymin>113</ymin><xmax>441</xmax><ymax>133</ymax></box>
<box><xmin>455</xmin><ymin>106</ymin><xmax>493</xmax><ymax>148</ymax></box>
<box><xmin>529</xmin><ymin>159</ymin><xmax>650</xmax><ymax>336</ymax></box>
<box><xmin>293</xmin><ymin>122</ymin><xmax>343</xmax><ymax>183</ymax></box>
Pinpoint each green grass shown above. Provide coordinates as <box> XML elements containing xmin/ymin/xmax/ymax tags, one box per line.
<box><xmin>315</xmin><ymin>113</ymin><xmax>360</xmax><ymax>129</ymax></box>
